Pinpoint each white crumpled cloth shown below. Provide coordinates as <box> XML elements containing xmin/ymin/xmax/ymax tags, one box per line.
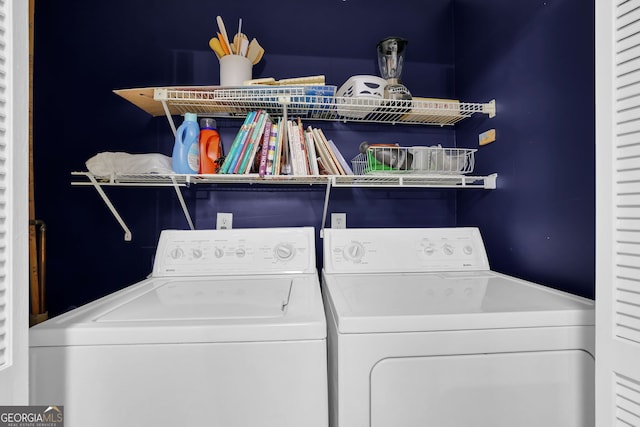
<box><xmin>85</xmin><ymin>152</ymin><xmax>173</xmax><ymax>176</ymax></box>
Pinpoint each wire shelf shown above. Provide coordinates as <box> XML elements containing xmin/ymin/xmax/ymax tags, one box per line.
<box><xmin>71</xmin><ymin>172</ymin><xmax>329</xmax><ymax>186</ymax></box>
<box><xmin>71</xmin><ymin>170</ymin><xmax>497</xmax><ymax>240</ymax></box>
<box><xmin>331</xmin><ymin>173</ymin><xmax>495</xmax><ymax>188</ymax></box>
<box><xmin>72</xmin><ymin>171</ymin><xmax>496</xmax><ymax>189</ymax></box>
<box><xmin>153</xmin><ymin>87</ymin><xmax>495</xmax><ymax>126</ymax></box>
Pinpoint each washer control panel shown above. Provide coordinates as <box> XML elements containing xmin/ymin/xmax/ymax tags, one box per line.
<box><xmin>153</xmin><ymin>227</ymin><xmax>315</xmax><ymax>276</ymax></box>
<box><xmin>324</xmin><ymin>227</ymin><xmax>490</xmax><ymax>274</ymax></box>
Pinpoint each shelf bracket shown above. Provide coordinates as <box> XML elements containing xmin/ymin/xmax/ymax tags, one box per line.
<box><xmin>484</xmin><ymin>173</ymin><xmax>498</xmax><ymax>189</ymax></box>
<box><xmin>320</xmin><ymin>179</ymin><xmax>333</xmax><ymax>239</ymax></box>
<box><xmin>171</xmin><ymin>176</ymin><xmax>195</xmax><ymax>230</ymax></box>
<box><xmin>87</xmin><ymin>174</ymin><xmax>132</xmax><ymax>241</ymax></box>
<box><xmin>485</xmin><ymin>99</ymin><xmax>497</xmax><ymax>118</ymax></box>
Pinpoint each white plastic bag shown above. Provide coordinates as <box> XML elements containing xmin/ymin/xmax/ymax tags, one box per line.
<box><xmin>86</xmin><ymin>152</ymin><xmax>173</xmax><ymax>176</ymax></box>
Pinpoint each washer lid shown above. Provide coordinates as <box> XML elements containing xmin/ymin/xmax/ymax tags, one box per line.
<box><xmin>96</xmin><ymin>278</ymin><xmax>292</xmax><ymax>322</ymax></box>
<box><xmin>323</xmin><ymin>271</ymin><xmax>594</xmax><ymax>333</ymax></box>
<box><xmin>30</xmin><ymin>275</ymin><xmax>326</xmax><ymax>346</ymax></box>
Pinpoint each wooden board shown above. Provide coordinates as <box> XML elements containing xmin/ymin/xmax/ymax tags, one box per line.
<box><xmin>113</xmin><ymin>87</ymin><xmax>170</xmax><ymax>117</ymax></box>
<box><xmin>114</xmin><ymin>86</ymin><xmax>220</xmax><ymax>117</ymax></box>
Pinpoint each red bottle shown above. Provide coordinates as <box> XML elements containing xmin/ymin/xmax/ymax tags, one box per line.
<box><xmin>199</xmin><ymin>118</ymin><xmax>223</xmax><ymax>174</ymax></box>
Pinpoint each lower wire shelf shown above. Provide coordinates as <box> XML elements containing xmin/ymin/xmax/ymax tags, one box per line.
<box><xmin>71</xmin><ymin>171</ymin><xmax>498</xmax><ymax>240</ymax></box>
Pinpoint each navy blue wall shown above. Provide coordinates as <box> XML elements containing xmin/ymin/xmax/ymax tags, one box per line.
<box><xmin>454</xmin><ymin>0</ymin><xmax>595</xmax><ymax>298</ymax></box>
<box><xmin>33</xmin><ymin>0</ymin><xmax>593</xmax><ymax>316</ymax></box>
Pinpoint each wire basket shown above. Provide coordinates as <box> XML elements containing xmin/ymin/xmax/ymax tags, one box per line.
<box><xmin>351</xmin><ymin>146</ymin><xmax>476</xmax><ymax>175</ymax></box>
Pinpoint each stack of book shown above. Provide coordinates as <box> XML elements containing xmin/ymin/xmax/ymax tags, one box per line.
<box><xmin>220</xmin><ymin>110</ymin><xmax>353</xmax><ymax>176</ymax></box>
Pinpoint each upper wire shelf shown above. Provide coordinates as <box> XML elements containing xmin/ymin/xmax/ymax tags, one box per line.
<box><xmin>152</xmin><ymin>87</ymin><xmax>496</xmax><ymax>126</ymax></box>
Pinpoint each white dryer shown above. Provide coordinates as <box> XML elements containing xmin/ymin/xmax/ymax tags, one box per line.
<box><xmin>30</xmin><ymin>227</ymin><xmax>327</xmax><ymax>427</ymax></box>
<box><xmin>322</xmin><ymin>227</ymin><xmax>595</xmax><ymax>427</ymax></box>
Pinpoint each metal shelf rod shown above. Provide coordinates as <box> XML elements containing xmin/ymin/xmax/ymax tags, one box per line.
<box><xmin>171</xmin><ymin>176</ymin><xmax>195</xmax><ymax>230</ymax></box>
<box><xmin>320</xmin><ymin>180</ymin><xmax>332</xmax><ymax>239</ymax></box>
<box><xmin>86</xmin><ymin>174</ymin><xmax>132</xmax><ymax>241</ymax></box>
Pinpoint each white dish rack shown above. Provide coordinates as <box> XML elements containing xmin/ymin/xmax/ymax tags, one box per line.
<box><xmin>351</xmin><ymin>146</ymin><xmax>477</xmax><ymax>175</ymax></box>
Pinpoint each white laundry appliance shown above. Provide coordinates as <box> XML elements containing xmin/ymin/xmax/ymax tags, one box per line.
<box><xmin>322</xmin><ymin>227</ymin><xmax>595</xmax><ymax>427</ymax></box>
<box><xmin>30</xmin><ymin>227</ymin><xmax>328</xmax><ymax>427</ymax></box>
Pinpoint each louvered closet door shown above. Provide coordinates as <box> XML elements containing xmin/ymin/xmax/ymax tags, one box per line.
<box><xmin>0</xmin><ymin>0</ymin><xmax>30</xmax><ymax>404</ymax></box>
<box><xmin>596</xmin><ymin>0</ymin><xmax>640</xmax><ymax>425</ymax></box>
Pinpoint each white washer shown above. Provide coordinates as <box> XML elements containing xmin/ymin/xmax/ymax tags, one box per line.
<box><xmin>322</xmin><ymin>227</ymin><xmax>595</xmax><ymax>427</ymax></box>
<box><xmin>30</xmin><ymin>227</ymin><xmax>328</xmax><ymax>427</ymax></box>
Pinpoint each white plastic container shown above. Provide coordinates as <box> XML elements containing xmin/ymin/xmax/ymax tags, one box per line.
<box><xmin>336</xmin><ymin>75</ymin><xmax>387</xmax><ymax>118</ymax></box>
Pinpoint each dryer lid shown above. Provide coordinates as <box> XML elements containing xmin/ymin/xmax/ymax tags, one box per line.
<box><xmin>323</xmin><ymin>271</ymin><xmax>594</xmax><ymax>333</ymax></box>
<box><xmin>30</xmin><ymin>275</ymin><xmax>326</xmax><ymax>346</ymax></box>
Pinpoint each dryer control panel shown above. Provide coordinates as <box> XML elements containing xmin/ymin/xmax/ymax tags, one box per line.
<box><xmin>152</xmin><ymin>227</ymin><xmax>316</xmax><ymax>276</ymax></box>
<box><xmin>323</xmin><ymin>227</ymin><xmax>490</xmax><ymax>274</ymax></box>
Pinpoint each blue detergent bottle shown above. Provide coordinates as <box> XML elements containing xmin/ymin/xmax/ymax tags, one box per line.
<box><xmin>172</xmin><ymin>113</ymin><xmax>200</xmax><ymax>174</ymax></box>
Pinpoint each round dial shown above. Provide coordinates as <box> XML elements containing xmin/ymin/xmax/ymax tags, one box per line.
<box><xmin>170</xmin><ymin>248</ymin><xmax>184</xmax><ymax>259</ymax></box>
<box><xmin>418</xmin><ymin>239</ymin><xmax>436</xmax><ymax>256</ymax></box>
<box><xmin>443</xmin><ymin>243</ymin><xmax>454</xmax><ymax>256</ymax></box>
<box><xmin>274</xmin><ymin>243</ymin><xmax>296</xmax><ymax>261</ymax></box>
<box><xmin>235</xmin><ymin>248</ymin><xmax>246</xmax><ymax>258</ymax></box>
<box><xmin>192</xmin><ymin>248</ymin><xmax>203</xmax><ymax>259</ymax></box>
<box><xmin>343</xmin><ymin>241</ymin><xmax>365</xmax><ymax>262</ymax></box>
<box><xmin>423</xmin><ymin>244</ymin><xmax>436</xmax><ymax>256</ymax></box>
<box><xmin>214</xmin><ymin>247</ymin><xmax>224</xmax><ymax>258</ymax></box>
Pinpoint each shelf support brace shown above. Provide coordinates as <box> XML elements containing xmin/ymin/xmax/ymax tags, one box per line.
<box><xmin>171</xmin><ymin>176</ymin><xmax>195</xmax><ymax>230</ymax></box>
<box><xmin>87</xmin><ymin>174</ymin><xmax>132</xmax><ymax>241</ymax></box>
<box><xmin>320</xmin><ymin>178</ymin><xmax>333</xmax><ymax>239</ymax></box>
<box><xmin>154</xmin><ymin>88</ymin><xmax>178</xmax><ymax>136</ymax></box>
<box><xmin>161</xmin><ymin>99</ymin><xmax>178</xmax><ymax>137</ymax></box>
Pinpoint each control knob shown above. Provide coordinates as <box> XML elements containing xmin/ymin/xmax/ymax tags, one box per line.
<box><xmin>443</xmin><ymin>244</ymin><xmax>454</xmax><ymax>256</ymax></box>
<box><xmin>170</xmin><ymin>248</ymin><xmax>184</xmax><ymax>259</ymax></box>
<box><xmin>274</xmin><ymin>243</ymin><xmax>295</xmax><ymax>261</ymax></box>
<box><xmin>343</xmin><ymin>242</ymin><xmax>365</xmax><ymax>262</ymax></box>
<box><xmin>419</xmin><ymin>238</ymin><xmax>436</xmax><ymax>256</ymax></box>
